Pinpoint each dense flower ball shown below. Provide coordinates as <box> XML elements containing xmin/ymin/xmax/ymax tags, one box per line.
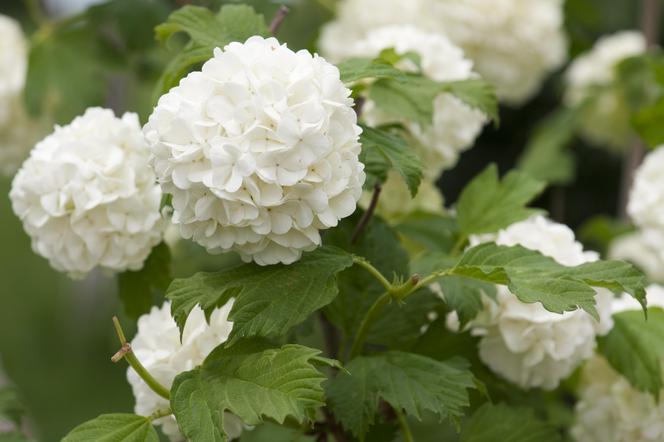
<box><xmin>144</xmin><ymin>36</ymin><xmax>365</xmax><ymax>265</ymax></box>
<box><xmin>609</xmin><ymin>231</ymin><xmax>664</xmax><ymax>284</ymax></box>
<box><xmin>127</xmin><ymin>301</ymin><xmax>244</xmax><ymax>441</ymax></box>
<box><xmin>319</xmin><ymin>0</ymin><xmax>567</xmax><ymax>105</ymax></box>
<box><xmin>565</xmin><ymin>31</ymin><xmax>646</xmax><ymax>150</ymax></box>
<box><xmin>628</xmin><ymin>146</ymin><xmax>664</xmax><ymax>232</ymax></box>
<box><xmin>447</xmin><ymin>216</ymin><xmax>613</xmax><ymax>389</ymax></box>
<box><xmin>350</xmin><ymin>25</ymin><xmax>487</xmax><ymax>179</ymax></box>
<box><xmin>0</xmin><ymin>15</ymin><xmax>27</xmax><ymax>126</ymax></box>
<box><xmin>10</xmin><ymin>107</ymin><xmax>164</xmax><ymax>278</ymax></box>
<box><xmin>571</xmin><ymin>285</ymin><xmax>664</xmax><ymax>442</ymax></box>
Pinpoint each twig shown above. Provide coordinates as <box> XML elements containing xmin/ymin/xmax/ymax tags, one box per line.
<box><xmin>618</xmin><ymin>0</ymin><xmax>661</xmax><ymax>219</ymax></box>
<box><xmin>351</xmin><ymin>183</ymin><xmax>382</xmax><ymax>244</ymax></box>
<box><xmin>112</xmin><ymin>316</ymin><xmax>171</xmax><ymax>400</ymax></box>
<box><xmin>269</xmin><ymin>6</ymin><xmax>290</xmax><ymax>35</ymax></box>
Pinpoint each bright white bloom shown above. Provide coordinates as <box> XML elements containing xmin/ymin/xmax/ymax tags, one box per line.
<box><xmin>144</xmin><ymin>36</ymin><xmax>365</xmax><ymax>265</ymax></box>
<box><xmin>628</xmin><ymin>146</ymin><xmax>664</xmax><ymax>232</ymax></box>
<box><xmin>10</xmin><ymin>107</ymin><xmax>164</xmax><ymax>278</ymax></box>
<box><xmin>0</xmin><ymin>15</ymin><xmax>27</xmax><ymax>126</ymax></box>
<box><xmin>446</xmin><ymin>216</ymin><xmax>613</xmax><ymax>389</ymax></box>
<box><xmin>572</xmin><ymin>285</ymin><xmax>664</xmax><ymax>442</ymax></box>
<box><xmin>351</xmin><ymin>25</ymin><xmax>487</xmax><ymax>179</ymax></box>
<box><xmin>361</xmin><ymin>172</ymin><xmax>443</xmax><ymax>222</ymax></box>
<box><xmin>127</xmin><ymin>301</ymin><xmax>245</xmax><ymax>441</ymax></box>
<box><xmin>609</xmin><ymin>230</ymin><xmax>664</xmax><ymax>284</ymax></box>
<box><xmin>565</xmin><ymin>31</ymin><xmax>646</xmax><ymax>150</ymax></box>
<box><xmin>319</xmin><ymin>0</ymin><xmax>567</xmax><ymax>104</ymax></box>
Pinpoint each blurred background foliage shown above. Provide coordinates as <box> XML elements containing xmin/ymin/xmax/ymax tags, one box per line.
<box><xmin>0</xmin><ymin>0</ymin><xmax>660</xmax><ymax>440</ymax></box>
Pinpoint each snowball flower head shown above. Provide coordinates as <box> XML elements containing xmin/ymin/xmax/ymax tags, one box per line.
<box><xmin>448</xmin><ymin>216</ymin><xmax>613</xmax><ymax>389</ymax></box>
<box><xmin>565</xmin><ymin>31</ymin><xmax>646</xmax><ymax>150</ymax></box>
<box><xmin>319</xmin><ymin>0</ymin><xmax>567</xmax><ymax>105</ymax></box>
<box><xmin>127</xmin><ymin>301</ymin><xmax>244</xmax><ymax>441</ymax></box>
<box><xmin>0</xmin><ymin>14</ymin><xmax>27</xmax><ymax>125</ymax></box>
<box><xmin>10</xmin><ymin>107</ymin><xmax>164</xmax><ymax>278</ymax></box>
<box><xmin>144</xmin><ymin>36</ymin><xmax>365</xmax><ymax>266</ymax></box>
<box><xmin>571</xmin><ymin>285</ymin><xmax>664</xmax><ymax>442</ymax></box>
<box><xmin>351</xmin><ymin>25</ymin><xmax>487</xmax><ymax>179</ymax></box>
<box><xmin>628</xmin><ymin>146</ymin><xmax>664</xmax><ymax>232</ymax></box>
<box><xmin>609</xmin><ymin>230</ymin><xmax>664</xmax><ymax>284</ymax></box>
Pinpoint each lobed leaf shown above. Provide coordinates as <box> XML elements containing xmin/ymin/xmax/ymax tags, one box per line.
<box><xmin>61</xmin><ymin>414</ymin><xmax>158</xmax><ymax>442</ymax></box>
<box><xmin>166</xmin><ymin>246</ymin><xmax>353</xmax><ymax>343</ymax></box>
<box><xmin>459</xmin><ymin>403</ymin><xmax>562</xmax><ymax>442</ymax></box>
<box><xmin>171</xmin><ymin>340</ymin><xmax>336</xmax><ymax>441</ymax></box>
<box><xmin>336</xmin><ymin>57</ymin><xmax>407</xmax><ymax>84</ymax></box>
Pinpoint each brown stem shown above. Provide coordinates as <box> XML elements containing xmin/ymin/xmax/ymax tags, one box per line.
<box><xmin>351</xmin><ymin>183</ymin><xmax>382</xmax><ymax>244</ymax></box>
<box><xmin>618</xmin><ymin>0</ymin><xmax>661</xmax><ymax>219</ymax></box>
<box><xmin>323</xmin><ymin>408</ymin><xmax>348</xmax><ymax>442</ymax></box>
<box><xmin>269</xmin><ymin>6</ymin><xmax>290</xmax><ymax>35</ymax></box>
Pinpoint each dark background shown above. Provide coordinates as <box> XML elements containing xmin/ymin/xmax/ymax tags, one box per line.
<box><xmin>0</xmin><ymin>0</ymin><xmax>656</xmax><ymax>440</ymax></box>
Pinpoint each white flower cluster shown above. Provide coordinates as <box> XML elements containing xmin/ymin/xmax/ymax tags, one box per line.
<box><xmin>610</xmin><ymin>146</ymin><xmax>664</xmax><ymax>282</ymax></box>
<box><xmin>127</xmin><ymin>301</ymin><xmax>244</xmax><ymax>441</ymax></box>
<box><xmin>572</xmin><ymin>285</ymin><xmax>664</xmax><ymax>442</ymax></box>
<box><xmin>351</xmin><ymin>25</ymin><xmax>487</xmax><ymax>179</ymax></box>
<box><xmin>0</xmin><ymin>14</ymin><xmax>27</xmax><ymax>125</ymax></box>
<box><xmin>10</xmin><ymin>108</ymin><xmax>164</xmax><ymax>278</ymax></box>
<box><xmin>446</xmin><ymin>216</ymin><xmax>613</xmax><ymax>389</ymax></box>
<box><xmin>144</xmin><ymin>36</ymin><xmax>365</xmax><ymax>266</ymax></box>
<box><xmin>565</xmin><ymin>31</ymin><xmax>646</xmax><ymax>150</ymax></box>
<box><xmin>0</xmin><ymin>14</ymin><xmax>50</xmax><ymax>178</ymax></box>
<box><xmin>319</xmin><ymin>0</ymin><xmax>568</xmax><ymax>105</ymax></box>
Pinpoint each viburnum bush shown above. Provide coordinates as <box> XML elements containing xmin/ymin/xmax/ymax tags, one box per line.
<box><xmin>4</xmin><ymin>1</ymin><xmax>664</xmax><ymax>441</ymax></box>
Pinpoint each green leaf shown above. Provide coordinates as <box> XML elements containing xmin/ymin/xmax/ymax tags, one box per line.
<box><xmin>117</xmin><ymin>243</ymin><xmax>171</xmax><ymax>320</ymax></box>
<box><xmin>459</xmin><ymin>403</ymin><xmax>562</xmax><ymax>442</ymax></box>
<box><xmin>171</xmin><ymin>340</ymin><xmax>336</xmax><ymax>441</ymax></box>
<box><xmin>26</xmin><ymin>25</ymin><xmax>109</xmax><ymax>123</ymax></box>
<box><xmin>155</xmin><ymin>5</ymin><xmax>269</xmax><ymax>96</ymax></box>
<box><xmin>369</xmin><ymin>75</ymin><xmax>497</xmax><ymax>127</ymax></box>
<box><xmin>337</xmin><ymin>57</ymin><xmax>407</xmax><ymax>84</ymax></box>
<box><xmin>326</xmin><ymin>351</ymin><xmax>475</xmax><ymax>438</ymax></box>
<box><xmin>598</xmin><ymin>308</ymin><xmax>664</xmax><ymax>398</ymax></box>
<box><xmin>447</xmin><ymin>242</ymin><xmax>647</xmax><ymax>318</ymax></box>
<box><xmin>394</xmin><ymin>211</ymin><xmax>458</xmax><ymax>253</ymax></box>
<box><xmin>456</xmin><ymin>164</ymin><xmax>546</xmax><ymax>236</ymax></box>
<box><xmin>369</xmin><ymin>76</ymin><xmax>439</xmax><ymax>127</ymax></box>
<box><xmin>436</xmin><ymin>276</ymin><xmax>497</xmax><ymax>328</ymax></box>
<box><xmin>577</xmin><ymin>215</ymin><xmax>633</xmax><ymax>256</ymax></box>
<box><xmin>440</xmin><ymin>79</ymin><xmax>499</xmax><ymax>125</ymax></box>
<box><xmin>517</xmin><ymin>108</ymin><xmax>578</xmax><ymax>185</ymax></box>
<box><xmin>632</xmin><ymin>96</ymin><xmax>664</xmax><ymax>148</ymax></box>
<box><xmin>0</xmin><ymin>433</ymin><xmax>34</xmax><ymax>442</ymax></box>
<box><xmin>0</xmin><ymin>387</ymin><xmax>24</xmax><ymax>427</ymax></box>
<box><xmin>62</xmin><ymin>414</ymin><xmax>158</xmax><ymax>442</ymax></box>
<box><xmin>166</xmin><ymin>246</ymin><xmax>353</xmax><ymax>342</ymax></box>
<box><xmin>359</xmin><ymin>125</ymin><xmax>423</xmax><ymax>196</ymax></box>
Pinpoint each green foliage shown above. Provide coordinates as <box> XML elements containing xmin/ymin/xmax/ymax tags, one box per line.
<box><xmin>26</xmin><ymin>25</ymin><xmax>109</xmax><ymax>123</ymax></box>
<box><xmin>0</xmin><ymin>433</ymin><xmax>34</xmax><ymax>442</ymax></box>
<box><xmin>154</xmin><ymin>4</ymin><xmax>269</xmax><ymax>97</ymax></box>
<box><xmin>117</xmin><ymin>243</ymin><xmax>171</xmax><ymax>320</ymax></box>
<box><xmin>171</xmin><ymin>340</ymin><xmax>337</xmax><ymax>441</ymax></box>
<box><xmin>435</xmin><ymin>277</ymin><xmax>497</xmax><ymax>328</ymax></box>
<box><xmin>337</xmin><ymin>57</ymin><xmax>407</xmax><ymax>84</ymax></box>
<box><xmin>578</xmin><ymin>215</ymin><xmax>633</xmax><ymax>256</ymax></box>
<box><xmin>359</xmin><ymin>125</ymin><xmax>424</xmax><ymax>196</ymax></box>
<box><xmin>456</xmin><ymin>164</ymin><xmax>546</xmax><ymax>236</ymax></box>
<box><xmin>598</xmin><ymin>308</ymin><xmax>664</xmax><ymax>398</ymax></box>
<box><xmin>326</xmin><ymin>352</ymin><xmax>475</xmax><ymax>438</ymax></box>
<box><xmin>369</xmin><ymin>75</ymin><xmax>498</xmax><ymax>128</ymax></box>
<box><xmin>459</xmin><ymin>403</ymin><xmax>562</xmax><ymax>442</ymax></box>
<box><xmin>517</xmin><ymin>108</ymin><xmax>578</xmax><ymax>185</ymax></box>
<box><xmin>61</xmin><ymin>414</ymin><xmax>158</xmax><ymax>442</ymax></box>
<box><xmin>166</xmin><ymin>246</ymin><xmax>353</xmax><ymax>342</ymax></box>
<box><xmin>441</xmin><ymin>242</ymin><xmax>647</xmax><ymax>318</ymax></box>
<box><xmin>394</xmin><ymin>211</ymin><xmax>458</xmax><ymax>253</ymax></box>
